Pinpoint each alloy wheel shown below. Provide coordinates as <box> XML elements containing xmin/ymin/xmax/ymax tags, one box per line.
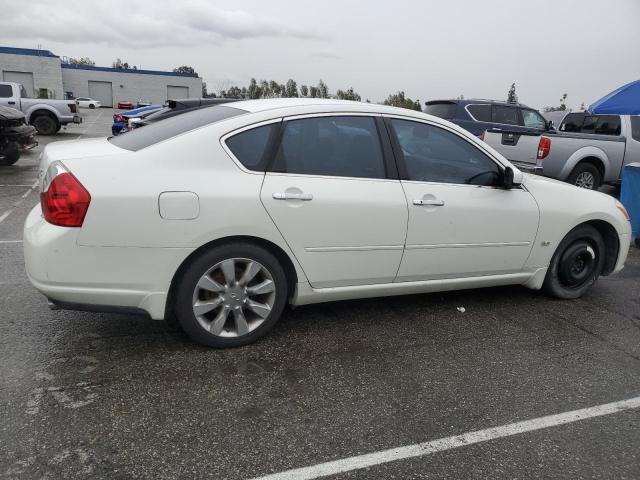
<box><xmin>574</xmin><ymin>171</ymin><xmax>595</xmax><ymax>189</ymax></box>
<box><xmin>192</xmin><ymin>258</ymin><xmax>276</xmax><ymax>337</ymax></box>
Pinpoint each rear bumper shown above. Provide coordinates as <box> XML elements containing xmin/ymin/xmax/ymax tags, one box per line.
<box><xmin>511</xmin><ymin>160</ymin><xmax>543</xmax><ymax>174</ymax></box>
<box><xmin>23</xmin><ymin>205</ymin><xmax>193</xmax><ymax>320</ymax></box>
<box><xmin>59</xmin><ymin>115</ymin><xmax>83</xmax><ymax>125</ymax></box>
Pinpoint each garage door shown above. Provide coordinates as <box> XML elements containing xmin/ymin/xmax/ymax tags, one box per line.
<box><xmin>88</xmin><ymin>81</ymin><xmax>113</xmax><ymax>107</ymax></box>
<box><xmin>3</xmin><ymin>71</ymin><xmax>35</xmax><ymax>97</ymax></box>
<box><xmin>167</xmin><ymin>85</ymin><xmax>189</xmax><ymax>100</ymax></box>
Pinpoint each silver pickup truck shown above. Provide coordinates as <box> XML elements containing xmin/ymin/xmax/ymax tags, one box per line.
<box><xmin>0</xmin><ymin>82</ymin><xmax>82</xmax><ymax>135</ymax></box>
<box><xmin>483</xmin><ymin>112</ymin><xmax>640</xmax><ymax>190</ymax></box>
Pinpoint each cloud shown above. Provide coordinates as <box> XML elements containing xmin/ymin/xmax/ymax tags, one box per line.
<box><xmin>0</xmin><ymin>0</ymin><xmax>325</xmax><ymax>48</ymax></box>
<box><xmin>310</xmin><ymin>51</ymin><xmax>343</xmax><ymax>60</ymax></box>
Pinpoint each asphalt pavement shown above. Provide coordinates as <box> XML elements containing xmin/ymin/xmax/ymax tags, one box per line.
<box><xmin>1</xmin><ymin>107</ymin><xmax>640</xmax><ymax>479</ymax></box>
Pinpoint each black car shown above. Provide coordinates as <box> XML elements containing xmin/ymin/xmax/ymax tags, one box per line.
<box><xmin>425</xmin><ymin>99</ymin><xmax>551</xmax><ymax>137</ymax></box>
<box><xmin>131</xmin><ymin>98</ymin><xmax>238</xmax><ymax>129</ymax></box>
<box><xmin>0</xmin><ymin>106</ymin><xmax>37</xmax><ymax>166</ymax></box>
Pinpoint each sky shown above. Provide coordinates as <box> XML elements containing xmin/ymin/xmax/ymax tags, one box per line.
<box><xmin>1</xmin><ymin>0</ymin><xmax>639</xmax><ymax>110</ymax></box>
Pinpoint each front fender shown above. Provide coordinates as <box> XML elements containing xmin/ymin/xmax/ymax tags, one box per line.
<box><xmin>558</xmin><ymin>146</ymin><xmax>609</xmax><ymax>180</ymax></box>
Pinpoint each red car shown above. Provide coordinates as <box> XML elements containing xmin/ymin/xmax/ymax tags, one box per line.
<box><xmin>117</xmin><ymin>101</ymin><xmax>134</xmax><ymax>110</ymax></box>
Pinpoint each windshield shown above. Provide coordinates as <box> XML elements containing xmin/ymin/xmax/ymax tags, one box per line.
<box><xmin>109</xmin><ymin>105</ymin><xmax>247</xmax><ymax>151</ymax></box>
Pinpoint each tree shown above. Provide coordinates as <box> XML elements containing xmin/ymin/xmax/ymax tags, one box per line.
<box><xmin>382</xmin><ymin>91</ymin><xmax>422</xmax><ymax>111</ymax></box>
<box><xmin>269</xmin><ymin>80</ymin><xmax>281</xmax><ymax>97</ymax></box>
<box><xmin>69</xmin><ymin>57</ymin><xmax>95</xmax><ymax>66</ymax></box>
<box><xmin>507</xmin><ymin>82</ymin><xmax>518</xmax><ymax>103</ymax></box>
<box><xmin>309</xmin><ymin>86</ymin><xmax>319</xmax><ymax>98</ymax></box>
<box><xmin>247</xmin><ymin>78</ymin><xmax>262</xmax><ymax>99</ymax></box>
<box><xmin>112</xmin><ymin>58</ymin><xmax>130</xmax><ymax>69</ymax></box>
<box><xmin>260</xmin><ymin>80</ymin><xmax>270</xmax><ymax>98</ymax></box>
<box><xmin>173</xmin><ymin>65</ymin><xmax>197</xmax><ymax>76</ymax></box>
<box><xmin>317</xmin><ymin>80</ymin><xmax>329</xmax><ymax>98</ymax></box>
<box><xmin>336</xmin><ymin>87</ymin><xmax>361</xmax><ymax>101</ymax></box>
<box><xmin>543</xmin><ymin>92</ymin><xmax>569</xmax><ymax>112</ymax></box>
<box><xmin>300</xmin><ymin>85</ymin><xmax>309</xmax><ymax>97</ymax></box>
<box><xmin>225</xmin><ymin>86</ymin><xmax>243</xmax><ymax>98</ymax></box>
<box><xmin>285</xmin><ymin>79</ymin><xmax>298</xmax><ymax>98</ymax></box>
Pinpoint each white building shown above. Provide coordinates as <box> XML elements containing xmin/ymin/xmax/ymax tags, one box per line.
<box><xmin>0</xmin><ymin>46</ymin><xmax>203</xmax><ymax>107</ymax></box>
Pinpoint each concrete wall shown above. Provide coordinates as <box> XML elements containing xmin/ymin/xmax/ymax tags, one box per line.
<box><xmin>0</xmin><ymin>53</ymin><xmax>63</xmax><ymax>98</ymax></box>
<box><xmin>61</xmin><ymin>68</ymin><xmax>203</xmax><ymax>107</ymax></box>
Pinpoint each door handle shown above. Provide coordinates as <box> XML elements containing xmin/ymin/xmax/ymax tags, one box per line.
<box><xmin>273</xmin><ymin>192</ymin><xmax>313</xmax><ymax>201</ymax></box>
<box><xmin>413</xmin><ymin>199</ymin><xmax>445</xmax><ymax>206</ymax></box>
<box><xmin>8</xmin><ymin>101</ymin><xmax>15</xmax><ymax>105</ymax></box>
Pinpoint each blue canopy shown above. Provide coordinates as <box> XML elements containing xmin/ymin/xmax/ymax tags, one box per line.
<box><xmin>589</xmin><ymin>80</ymin><xmax>640</xmax><ymax>115</ymax></box>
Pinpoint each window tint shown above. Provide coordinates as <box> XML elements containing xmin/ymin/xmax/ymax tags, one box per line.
<box><xmin>273</xmin><ymin>116</ymin><xmax>386</xmax><ymax>179</ymax></box>
<box><xmin>0</xmin><ymin>84</ymin><xmax>13</xmax><ymax>98</ymax></box>
<box><xmin>390</xmin><ymin>119</ymin><xmax>501</xmax><ymax>186</ymax></box>
<box><xmin>109</xmin><ymin>105</ymin><xmax>245</xmax><ymax>151</ymax></box>
<box><xmin>425</xmin><ymin>102</ymin><xmax>457</xmax><ymax>119</ymax></box>
<box><xmin>466</xmin><ymin>104</ymin><xmax>492</xmax><ymax>122</ymax></box>
<box><xmin>226</xmin><ymin>124</ymin><xmax>277</xmax><ymax>170</ymax></box>
<box><xmin>521</xmin><ymin>109</ymin><xmax>546</xmax><ymax>129</ymax></box>
<box><xmin>581</xmin><ymin>115</ymin><xmax>598</xmax><ymax>134</ymax></box>
<box><xmin>631</xmin><ymin>117</ymin><xmax>640</xmax><ymax>142</ymax></box>
<box><xmin>560</xmin><ymin>113</ymin><xmax>585</xmax><ymax>132</ymax></box>
<box><xmin>594</xmin><ymin>115</ymin><xmax>621</xmax><ymax>135</ymax></box>
<box><xmin>493</xmin><ymin>105</ymin><xmax>520</xmax><ymax>125</ymax></box>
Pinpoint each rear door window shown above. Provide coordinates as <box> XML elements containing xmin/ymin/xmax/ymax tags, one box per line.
<box><xmin>424</xmin><ymin>102</ymin><xmax>457</xmax><ymax>119</ymax></box>
<box><xmin>272</xmin><ymin>116</ymin><xmax>386</xmax><ymax>179</ymax></box>
<box><xmin>492</xmin><ymin>105</ymin><xmax>520</xmax><ymax>126</ymax></box>
<box><xmin>466</xmin><ymin>104</ymin><xmax>492</xmax><ymax>122</ymax></box>
<box><xmin>594</xmin><ymin>115</ymin><xmax>621</xmax><ymax>135</ymax></box>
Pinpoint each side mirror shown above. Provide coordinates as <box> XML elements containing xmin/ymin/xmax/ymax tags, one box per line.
<box><xmin>546</xmin><ymin>120</ymin><xmax>555</xmax><ymax>131</ymax></box>
<box><xmin>503</xmin><ymin>167</ymin><xmax>522</xmax><ymax>189</ymax></box>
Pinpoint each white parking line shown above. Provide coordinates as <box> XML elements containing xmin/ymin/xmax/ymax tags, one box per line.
<box><xmin>75</xmin><ymin>109</ymin><xmax>104</xmax><ymax>139</ymax></box>
<box><xmin>0</xmin><ymin>180</ymin><xmax>38</xmax><ymax>225</ymax></box>
<box><xmin>0</xmin><ymin>240</ymin><xmax>22</xmax><ymax>244</ymax></box>
<box><xmin>250</xmin><ymin>395</ymin><xmax>640</xmax><ymax>480</ymax></box>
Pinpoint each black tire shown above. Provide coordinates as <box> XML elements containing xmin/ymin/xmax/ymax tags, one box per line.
<box><xmin>174</xmin><ymin>243</ymin><xmax>288</xmax><ymax>348</ymax></box>
<box><xmin>0</xmin><ymin>141</ymin><xmax>20</xmax><ymax>166</ymax></box>
<box><xmin>32</xmin><ymin>114</ymin><xmax>58</xmax><ymax>135</ymax></box>
<box><xmin>542</xmin><ymin>225</ymin><xmax>605</xmax><ymax>299</ymax></box>
<box><xmin>89</xmin><ymin>104</ymin><xmax>95</xmax><ymax>109</ymax></box>
<box><xmin>567</xmin><ymin>163</ymin><xmax>601</xmax><ymax>190</ymax></box>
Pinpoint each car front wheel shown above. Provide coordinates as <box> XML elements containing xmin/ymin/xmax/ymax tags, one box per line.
<box><xmin>174</xmin><ymin>243</ymin><xmax>288</xmax><ymax>348</ymax></box>
<box><xmin>542</xmin><ymin>225</ymin><xmax>605</xmax><ymax>299</ymax></box>
<box><xmin>89</xmin><ymin>104</ymin><xmax>95</xmax><ymax>109</ymax></box>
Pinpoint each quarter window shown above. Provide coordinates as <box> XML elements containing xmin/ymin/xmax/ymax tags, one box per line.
<box><xmin>492</xmin><ymin>105</ymin><xmax>520</xmax><ymax>125</ymax></box>
<box><xmin>521</xmin><ymin>109</ymin><xmax>547</xmax><ymax>129</ymax></box>
<box><xmin>0</xmin><ymin>84</ymin><xmax>12</xmax><ymax>98</ymax></box>
<box><xmin>389</xmin><ymin>119</ymin><xmax>501</xmax><ymax>186</ymax></box>
<box><xmin>594</xmin><ymin>115</ymin><xmax>621</xmax><ymax>135</ymax></box>
<box><xmin>466</xmin><ymin>104</ymin><xmax>492</xmax><ymax>122</ymax></box>
<box><xmin>272</xmin><ymin>116</ymin><xmax>386</xmax><ymax>179</ymax></box>
<box><xmin>226</xmin><ymin>123</ymin><xmax>277</xmax><ymax>171</ymax></box>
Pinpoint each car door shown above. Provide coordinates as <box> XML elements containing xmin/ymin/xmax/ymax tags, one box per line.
<box><xmin>385</xmin><ymin>117</ymin><xmax>539</xmax><ymax>281</ymax></box>
<box><xmin>0</xmin><ymin>84</ymin><xmax>15</xmax><ymax>108</ymax></box>
<box><xmin>259</xmin><ymin>114</ymin><xmax>408</xmax><ymax>288</ymax></box>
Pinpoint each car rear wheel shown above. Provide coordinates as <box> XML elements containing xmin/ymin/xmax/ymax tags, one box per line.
<box><xmin>32</xmin><ymin>114</ymin><xmax>58</xmax><ymax>135</ymax></box>
<box><xmin>89</xmin><ymin>104</ymin><xmax>95</xmax><ymax>109</ymax></box>
<box><xmin>542</xmin><ymin>225</ymin><xmax>605</xmax><ymax>299</ymax></box>
<box><xmin>0</xmin><ymin>141</ymin><xmax>20</xmax><ymax>166</ymax></box>
<box><xmin>568</xmin><ymin>163</ymin><xmax>601</xmax><ymax>190</ymax></box>
<box><xmin>174</xmin><ymin>243</ymin><xmax>288</xmax><ymax>348</ymax></box>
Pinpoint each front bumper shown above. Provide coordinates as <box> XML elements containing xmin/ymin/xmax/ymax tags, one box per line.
<box><xmin>23</xmin><ymin>205</ymin><xmax>193</xmax><ymax>320</ymax></box>
<box><xmin>613</xmin><ymin>232</ymin><xmax>631</xmax><ymax>274</ymax></box>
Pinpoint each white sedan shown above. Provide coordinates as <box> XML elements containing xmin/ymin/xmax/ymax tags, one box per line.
<box><xmin>25</xmin><ymin>99</ymin><xmax>631</xmax><ymax>348</ymax></box>
<box><xmin>75</xmin><ymin>97</ymin><xmax>101</xmax><ymax>109</ymax></box>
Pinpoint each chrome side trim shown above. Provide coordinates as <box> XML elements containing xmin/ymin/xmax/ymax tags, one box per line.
<box><xmin>305</xmin><ymin>245</ymin><xmax>403</xmax><ymax>252</ymax></box>
<box><xmin>405</xmin><ymin>242</ymin><xmax>530</xmax><ymax>250</ymax></box>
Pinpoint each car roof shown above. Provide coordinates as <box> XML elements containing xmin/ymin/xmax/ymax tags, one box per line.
<box><xmin>427</xmin><ymin>98</ymin><xmax>534</xmax><ymax>109</ymax></box>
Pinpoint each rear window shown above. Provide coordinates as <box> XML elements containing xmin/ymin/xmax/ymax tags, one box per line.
<box><xmin>466</xmin><ymin>104</ymin><xmax>492</xmax><ymax>122</ymax></box>
<box><xmin>109</xmin><ymin>106</ymin><xmax>246</xmax><ymax>151</ymax></box>
<box><xmin>425</xmin><ymin>102</ymin><xmax>457</xmax><ymax>119</ymax></box>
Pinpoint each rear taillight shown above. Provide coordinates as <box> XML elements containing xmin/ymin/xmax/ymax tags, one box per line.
<box><xmin>40</xmin><ymin>162</ymin><xmax>91</xmax><ymax>227</ymax></box>
<box><xmin>537</xmin><ymin>136</ymin><xmax>551</xmax><ymax>160</ymax></box>
<box><xmin>114</xmin><ymin>114</ymin><xmax>123</xmax><ymax>123</ymax></box>
<box><xmin>68</xmin><ymin>103</ymin><xmax>77</xmax><ymax>113</ymax></box>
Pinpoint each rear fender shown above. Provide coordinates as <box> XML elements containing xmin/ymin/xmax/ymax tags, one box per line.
<box><xmin>559</xmin><ymin>147</ymin><xmax>609</xmax><ymax>181</ymax></box>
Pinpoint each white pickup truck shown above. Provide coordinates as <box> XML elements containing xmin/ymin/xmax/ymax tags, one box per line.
<box><xmin>0</xmin><ymin>82</ymin><xmax>82</xmax><ymax>135</ymax></box>
<box><xmin>483</xmin><ymin>112</ymin><xmax>640</xmax><ymax>190</ymax></box>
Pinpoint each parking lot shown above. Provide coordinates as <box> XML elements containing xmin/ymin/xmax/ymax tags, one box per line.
<box><xmin>2</xmin><ymin>107</ymin><xmax>640</xmax><ymax>479</ymax></box>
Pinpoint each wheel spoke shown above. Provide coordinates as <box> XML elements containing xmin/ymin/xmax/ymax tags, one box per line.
<box><xmin>246</xmin><ymin>299</ymin><xmax>271</xmax><ymax>318</ymax></box>
<box><xmin>220</xmin><ymin>259</ymin><xmax>236</xmax><ymax>285</ymax></box>
<box><xmin>239</xmin><ymin>261</ymin><xmax>261</xmax><ymax>286</ymax></box>
<box><xmin>247</xmin><ymin>279</ymin><xmax>275</xmax><ymax>296</ymax></box>
<box><xmin>233</xmin><ymin>308</ymin><xmax>250</xmax><ymax>335</ymax></box>
<box><xmin>193</xmin><ymin>297</ymin><xmax>223</xmax><ymax>316</ymax></box>
<box><xmin>197</xmin><ymin>275</ymin><xmax>225</xmax><ymax>293</ymax></box>
<box><xmin>210</xmin><ymin>306</ymin><xmax>231</xmax><ymax>335</ymax></box>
